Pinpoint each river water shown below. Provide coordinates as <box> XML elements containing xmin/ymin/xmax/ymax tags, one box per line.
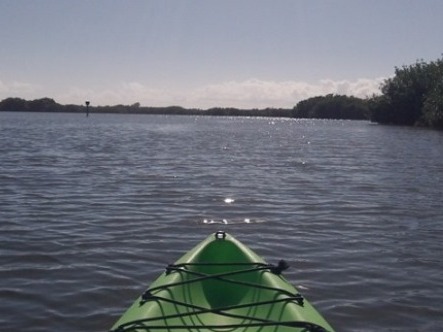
<box><xmin>1</xmin><ymin>112</ymin><xmax>442</xmax><ymax>331</ymax></box>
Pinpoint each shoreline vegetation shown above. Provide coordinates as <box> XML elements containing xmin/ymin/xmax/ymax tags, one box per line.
<box><xmin>1</xmin><ymin>57</ymin><xmax>442</xmax><ymax>129</ymax></box>
<box><xmin>0</xmin><ymin>94</ymin><xmax>369</xmax><ymax>119</ymax></box>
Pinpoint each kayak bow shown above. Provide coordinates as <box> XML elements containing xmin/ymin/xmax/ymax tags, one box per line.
<box><xmin>110</xmin><ymin>231</ymin><xmax>335</xmax><ymax>332</ymax></box>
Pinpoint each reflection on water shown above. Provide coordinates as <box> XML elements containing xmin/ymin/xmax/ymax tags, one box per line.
<box><xmin>1</xmin><ymin>112</ymin><xmax>443</xmax><ymax>332</ymax></box>
<box><xmin>201</xmin><ymin>218</ymin><xmax>264</xmax><ymax>224</ymax></box>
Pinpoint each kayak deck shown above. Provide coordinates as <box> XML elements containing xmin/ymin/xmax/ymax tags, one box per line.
<box><xmin>110</xmin><ymin>232</ymin><xmax>334</xmax><ymax>332</ymax></box>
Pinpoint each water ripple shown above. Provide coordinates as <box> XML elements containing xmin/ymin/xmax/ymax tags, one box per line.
<box><xmin>1</xmin><ymin>113</ymin><xmax>443</xmax><ymax>331</ymax></box>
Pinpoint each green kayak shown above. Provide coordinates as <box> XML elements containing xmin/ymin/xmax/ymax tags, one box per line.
<box><xmin>110</xmin><ymin>232</ymin><xmax>335</xmax><ymax>332</ymax></box>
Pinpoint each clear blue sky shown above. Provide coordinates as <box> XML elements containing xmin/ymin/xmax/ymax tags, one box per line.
<box><xmin>1</xmin><ymin>0</ymin><xmax>442</xmax><ymax>108</ymax></box>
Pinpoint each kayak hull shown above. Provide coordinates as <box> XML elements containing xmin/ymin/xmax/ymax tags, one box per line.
<box><xmin>110</xmin><ymin>232</ymin><xmax>334</xmax><ymax>332</ymax></box>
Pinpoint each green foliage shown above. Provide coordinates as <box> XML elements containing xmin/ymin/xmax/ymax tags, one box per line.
<box><xmin>0</xmin><ymin>97</ymin><xmax>30</xmax><ymax>112</ymax></box>
<box><xmin>0</xmin><ymin>98</ymin><xmax>291</xmax><ymax>117</ymax></box>
<box><xmin>0</xmin><ymin>97</ymin><xmax>83</xmax><ymax>113</ymax></box>
<box><xmin>28</xmin><ymin>98</ymin><xmax>59</xmax><ymax>112</ymax></box>
<box><xmin>421</xmin><ymin>80</ymin><xmax>443</xmax><ymax>128</ymax></box>
<box><xmin>370</xmin><ymin>56</ymin><xmax>443</xmax><ymax>128</ymax></box>
<box><xmin>292</xmin><ymin>94</ymin><xmax>369</xmax><ymax>120</ymax></box>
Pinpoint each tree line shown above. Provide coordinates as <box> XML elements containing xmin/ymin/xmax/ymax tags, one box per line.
<box><xmin>291</xmin><ymin>94</ymin><xmax>369</xmax><ymax>120</ymax></box>
<box><xmin>290</xmin><ymin>55</ymin><xmax>443</xmax><ymax>128</ymax></box>
<box><xmin>1</xmin><ymin>56</ymin><xmax>442</xmax><ymax>129</ymax></box>
<box><xmin>0</xmin><ymin>97</ymin><xmax>294</xmax><ymax>117</ymax></box>
<box><xmin>0</xmin><ymin>95</ymin><xmax>369</xmax><ymax>119</ymax></box>
<box><xmin>368</xmin><ymin>56</ymin><xmax>443</xmax><ymax>128</ymax></box>
<box><xmin>0</xmin><ymin>94</ymin><xmax>369</xmax><ymax>119</ymax></box>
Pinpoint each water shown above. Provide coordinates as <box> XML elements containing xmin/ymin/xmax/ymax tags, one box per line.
<box><xmin>1</xmin><ymin>112</ymin><xmax>442</xmax><ymax>331</ymax></box>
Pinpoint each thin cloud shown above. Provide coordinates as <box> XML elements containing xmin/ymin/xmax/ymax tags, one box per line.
<box><xmin>185</xmin><ymin>78</ymin><xmax>385</xmax><ymax>109</ymax></box>
<box><xmin>59</xmin><ymin>83</ymin><xmax>177</xmax><ymax>107</ymax></box>
<box><xmin>0</xmin><ymin>80</ymin><xmax>40</xmax><ymax>98</ymax></box>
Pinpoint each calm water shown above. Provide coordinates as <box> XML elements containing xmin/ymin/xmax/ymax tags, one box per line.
<box><xmin>1</xmin><ymin>112</ymin><xmax>442</xmax><ymax>331</ymax></box>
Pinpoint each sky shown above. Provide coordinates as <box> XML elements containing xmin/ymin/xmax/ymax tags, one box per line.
<box><xmin>1</xmin><ymin>0</ymin><xmax>442</xmax><ymax>109</ymax></box>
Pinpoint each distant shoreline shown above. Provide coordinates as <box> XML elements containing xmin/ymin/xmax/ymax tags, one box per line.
<box><xmin>0</xmin><ymin>97</ymin><xmax>293</xmax><ymax>117</ymax></box>
<box><xmin>0</xmin><ymin>96</ymin><xmax>369</xmax><ymax>120</ymax></box>
<box><xmin>3</xmin><ymin>58</ymin><xmax>442</xmax><ymax>129</ymax></box>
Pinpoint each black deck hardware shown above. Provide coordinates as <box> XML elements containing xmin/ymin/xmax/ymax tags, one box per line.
<box><xmin>112</xmin><ymin>261</ymin><xmax>330</xmax><ymax>332</ymax></box>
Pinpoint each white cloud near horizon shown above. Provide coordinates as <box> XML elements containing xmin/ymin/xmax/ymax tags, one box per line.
<box><xmin>186</xmin><ymin>78</ymin><xmax>385</xmax><ymax>109</ymax></box>
<box><xmin>0</xmin><ymin>80</ymin><xmax>41</xmax><ymax>98</ymax></box>
<box><xmin>1</xmin><ymin>77</ymin><xmax>385</xmax><ymax>109</ymax></box>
